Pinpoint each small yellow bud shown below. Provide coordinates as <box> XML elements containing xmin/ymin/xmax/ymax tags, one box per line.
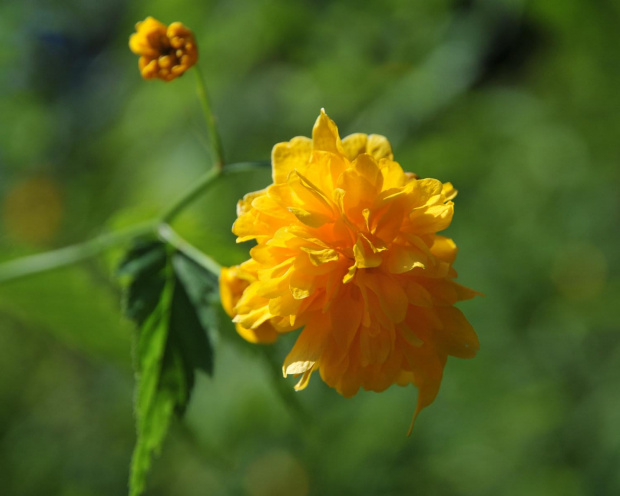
<box><xmin>129</xmin><ymin>17</ymin><xmax>198</xmax><ymax>82</ymax></box>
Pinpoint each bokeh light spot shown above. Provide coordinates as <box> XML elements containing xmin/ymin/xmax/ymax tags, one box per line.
<box><xmin>2</xmin><ymin>176</ymin><xmax>64</xmax><ymax>245</ymax></box>
<box><xmin>551</xmin><ymin>243</ymin><xmax>607</xmax><ymax>301</ymax></box>
<box><xmin>243</xmin><ymin>449</ymin><xmax>309</xmax><ymax>496</ymax></box>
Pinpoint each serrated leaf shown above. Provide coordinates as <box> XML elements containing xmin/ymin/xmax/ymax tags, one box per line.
<box><xmin>170</xmin><ymin>253</ymin><xmax>217</xmax><ymax>377</ymax></box>
<box><xmin>119</xmin><ymin>240</ymin><xmax>168</xmax><ymax>326</ymax></box>
<box><xmin>173</xmin><ymin>252</ymin><xmax>220</xmax><ymax>337</ymax></box>
<box><xmin>118</xmin><ymin>240</ymin><xmax>167</xmax><ymax>278</ymax></box>
<box><xmin>130</xmin><ymin>279</ymin><xmax>177</xmax><ymax>496</ymax></box>
<box><xmin>120</xmin><ymin>240</ymin><xmax>219</xmax><ymax>496</ymax></box>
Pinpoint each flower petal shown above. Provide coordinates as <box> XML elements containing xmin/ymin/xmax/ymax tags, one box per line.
<box><xmin>288</xmin><ymin>207</ymin><xmax>333</xmax><ymax>228</ymax></box>
<box><xmin>430</xmin><ymin>235</ymin><xmax>458</xmax><ymax>264</ymax></box>
<box><xmin>385</xmin><ymin>243</ymin><xmax>427</xmax><ymax>274</ymax></box>
<box><xmin>271</xmin><ymin>136</ymin><xmax>313</xmax><ymax>184</ymax></box>
<box><xmin>362</xmin><ymin>272</ymin><xmax>409</xmax><ymax>324</ymax></box>
<box><xmin>402</xmin><ymin>342</ymin><xmax>446</xmax><ymax>435</ymax></box>
<box><xmin>409</xmin><ymin>203</ymin><xmax>454</xmax><ymax>234</ymax></box>
<box><xmin>366</xmin><ymin>134</ymin><xmax>394</xmax><ymax>160</ymax></box>
<box><xmin>341</xmin><ymin>133</ymin><xmax>368</xmax><ymax>161</ymax></box>
<box><xmin>312</xmin><ymin>109</ymin><xmax>345</xmax><ymax>155</ymax></box>
<box><xmin>435</xmin><ymin>307</ymin><xmax>479</xmax><ymax>359</ymax></box>
<box><xmin>235</xmin><ymin>322</ymin><xmax>278</xmax><ymax>344</ymax></box>
<box><xmin>283</xmin><ymin>311</ymin><xmax>330</xmax><ymax>376</ymax></box>
<box><xmin>352</xmin><ymin>154</ymin><xmax>383</xmax><ymax>192</ymax></box>
<box><xmin>330</xmin><ymin>287</ymin><xmax>363</xmax><ymax>351</ymax></box>
<box><xmin>224</xmin><ymin>111</ymin><xmax>479</xmax><ymax>436</ymax></box>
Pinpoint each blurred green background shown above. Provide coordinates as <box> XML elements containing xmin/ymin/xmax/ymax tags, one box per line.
<box><xmin>1</xmin><ymin>0</ymin><xmax>619</xmax><ymax>494</ymax></box>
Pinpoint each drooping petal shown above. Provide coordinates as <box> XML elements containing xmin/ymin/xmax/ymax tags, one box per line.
<box><xmin>424</xmin><ymin>279</ymin><xmax>482</xmax><ymax>305</ymax></box>
<box><xmin>402</xmin><ymin>341</ymin><xmax>446</xmax><ymax>435</ymax></box>
<box><xmin>434</xmin><ymin>306</ymin><xmax>479</xmax><ymax>359</ymax></box>
<box><xmin>282</xmin><ymin>311</ymin><xmax>330</xmax><ymax>377</ymax></box>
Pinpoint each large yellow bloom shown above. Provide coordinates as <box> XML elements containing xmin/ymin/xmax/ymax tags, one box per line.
<box><xmin>221</xmin><ymin>110</ymin><xmax>480</xmax><ymax>432</ymax></box>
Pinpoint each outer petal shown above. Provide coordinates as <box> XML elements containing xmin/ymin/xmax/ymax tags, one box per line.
<box><xmin>434</xmin><ymin>306</ymin><xmax>479</xmax><ymax>359</ymax></box>
<box><xmin>341</xmin><ymin>133</ymin><xmax>394</xmax><ymax>162</ymax></box>
<box><xmin>341</xmin><ymin>133</ymin><xmax>368</xmax><ymax>161</ymax></box>
<box><xmin>219</xmin><ymin>266</ymin><xmax>247</xmax><ymax>317</ymax></box>
<box><xmin>402</xmin><ymin>341</ymin><xmax>447</xmax><ymax>435</ymax></box>
<box><xmin>378</xmin><ymin>158</ymin><xmax>407</xmax><ymax>189</ymax></box>
<box><xmin>366</xmin><ymin>134</ymin><xmax>394</xmax><ymax>160</ymax></box>
<box><xmin>220</xmin><ymin>266</ymin><xmax>278</xmax><ymax>344</ymax></box>
<box><xmin>271</xmin><ymin>136</ymin><xmax>312</xmax><ymax>184</ymax></box>
<box><xmin>283</xmin><ymin>311</ymin><xmax>331</xmax><ymax>381</ymax></box>
<box><xmin>430</xmin><ymin>235</ymin><xmax>458</xmax><ymax>264</ymax></box>
<box><xmin>409</xmin><ymin>203</ymin><xmax>454</xmax><ymax>234</ymax></box>
<box><xmin>312</xmin><ymin>109</ymin><xmax>345</xmax><ymax>156</ymax></box>
<box><xmin>235</xmin><ymin>322</ymin><xmax>278</xmax><ymax>344</ymax></box>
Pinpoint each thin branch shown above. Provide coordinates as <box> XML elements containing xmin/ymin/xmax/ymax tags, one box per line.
<box><xmin>158</xmin><ymin>224</ymin><xmax>221</xmax><ymax>277</ymax></box>
<box><xmin>160</xmin><ymin>166</ymin><xmax>221</xmax><ymax>224</ymax></box>
<box><xmin>194</xmin><ymin>66</ymin><xmax>225</xmax><ymax>170</ymax></box>
<box><xmin>0</xmin><ymin>222</ymin><xmax>155</xmax><ymax>284</ymax></box>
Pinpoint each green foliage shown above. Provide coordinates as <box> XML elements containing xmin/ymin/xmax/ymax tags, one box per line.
<box><xmin>2</xmin><ymin>0</ymin><xmax>620</xmax><ymax>495</ymax></box>
<box><xmin>119</xmin><ymin>240</ymin><xmax>218</xmax><ymax>496</ymax></box>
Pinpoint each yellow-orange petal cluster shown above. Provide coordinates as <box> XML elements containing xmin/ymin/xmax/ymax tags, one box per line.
<box><xmin>220</xmin><ymin>110</ymin><xmax>480</xmax><ymax>432</ymax></box>
<box><xmin>129</xmin><ymin>17</ymin><xmax>197</xmax><ymax>82</ymax></box>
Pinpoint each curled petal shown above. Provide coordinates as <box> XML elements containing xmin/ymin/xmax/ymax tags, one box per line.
<box><xmin>283</xmin><ymin>312</ymin><xmax>331</xmax><ymax>377</ymax></box>
<box><xmin>235</xmin><ymin>322</ymin><xmax>278</xmax><ymax>344</ymax></box>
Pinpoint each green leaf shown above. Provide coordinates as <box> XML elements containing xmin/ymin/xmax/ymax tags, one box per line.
<box><xmin>119</xmin><ymin>240</ymin><xmax>168</xmax><ymax>327</ymax></box>
<box><xmin>120</xmin><ymin>240</ymin><xmax>219</xmax><ymax>496</ymax></box>
<box><xmin>170</xmin><ymin>253</ymin><xmax>218</xmax><ymax>377</ymax></box>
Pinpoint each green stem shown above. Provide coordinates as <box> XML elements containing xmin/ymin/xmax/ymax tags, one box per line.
<box><xmin>160</xmin><ymin>166</ymin><xmax>221</xmax><ymax>224</ymax></box>
<box><xmin>159</xmin><ymin>161</ymin><xmax>270</xmax><ymax>224</ymax></box>
<box><xmin>0</xmin><ymin>161</ymin><xmax>267</xmax><ymax>284</ymax></box>
<box><xmin>158</xmin><ymin>225</ymin><xmax>221</xmax><ymax>276</ymax></box>
<box><xmin>194</xmin><ymin>66</ymin><xmax>225</xmax><ymax>170</ymax></box>
<box><xmin>0</xmin><ymin>222</ymin><xmax>155</xmax><ymax>283</ymax></box>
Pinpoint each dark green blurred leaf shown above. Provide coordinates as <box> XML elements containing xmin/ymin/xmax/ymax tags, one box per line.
<box><xmin>171</xmin><ymin>252</ymin><xmax>219</xmax><ymax>376</ymax></box>
<box><xmin>119</xmin><ymin>240</ymin><xmax>168</xmax><ymax>327</ymax></box>
<box><xmin>120</xmin><ymin>241</ymin><xmax>218</xmax><ymax>496</ymax></box>
<box><xmin>117</xmin><ymin>240</ymin><xmax>168</xmax><ymax>278</ymax></box>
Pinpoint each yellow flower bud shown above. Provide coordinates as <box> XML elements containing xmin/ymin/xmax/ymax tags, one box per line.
<box><xmin>129</xmin><ymin>17</ymin><xmax>198</xmax><ymax>82</ymax></box>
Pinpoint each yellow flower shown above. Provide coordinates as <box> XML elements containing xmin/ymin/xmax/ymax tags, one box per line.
<box><xmin>129</xmin><ymin>17</ymin><xmax>197</xmax><ymax>81</ymax></box>
<box><xmin>221</xmin><ymin>110</ymin><xmax>480</xmax><ymax>432</ymax></box>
